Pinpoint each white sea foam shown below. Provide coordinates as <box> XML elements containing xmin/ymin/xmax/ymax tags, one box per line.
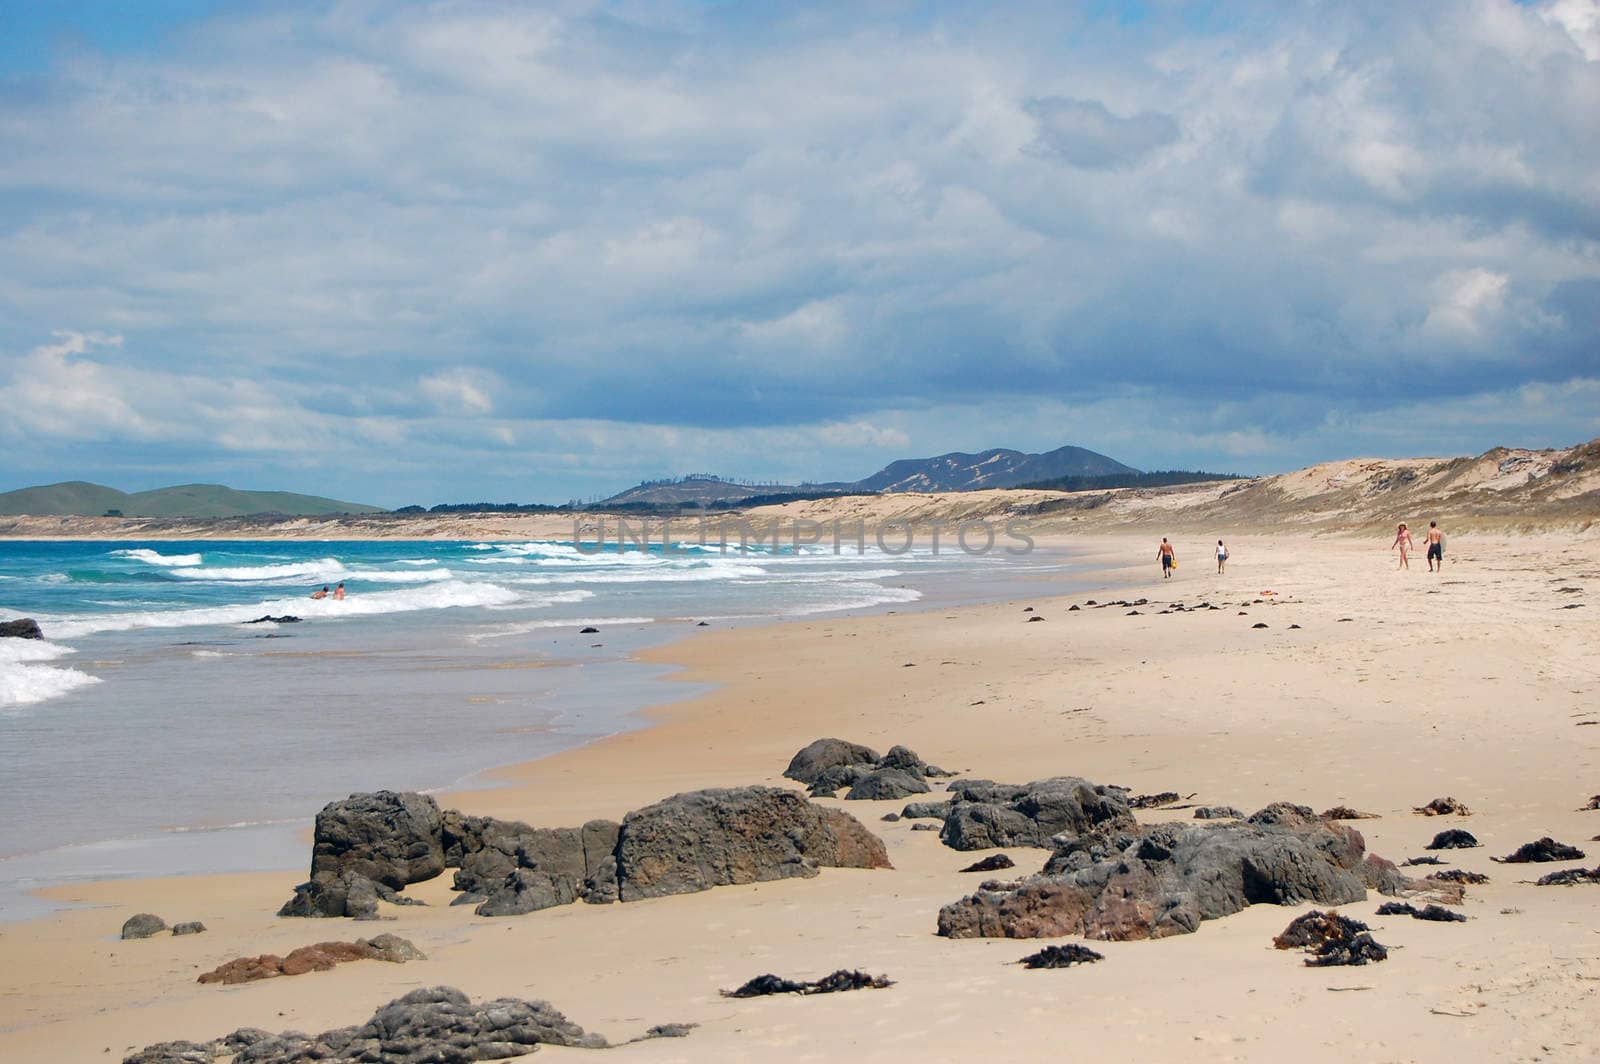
<box><xmin>466</xmin><ymin>617</ymin><xmax>657</xmax><ymax>642</ymax></box>
<box><xmin>0</xmin><ymin>640</ymin><xmax>101</xmax><ymax>708</ymax></box>
<box><xmin>170</xmin><ymin>560</ymin><xmax>452</xmax><ymax>584</ymax></box>
<box><xmin>45</xmin><ymin>580</ymin><xmax>526</xmax><ymax>638</ymax></box>
<box><xmin>506</xmin><ymin>564</ymin><xmax>768</xmax><ymax>587</ymax></box>
<box><xmin>110</xmin><ymin>548</ymin><xmax>202</xmax><ymax>567</ymax></box>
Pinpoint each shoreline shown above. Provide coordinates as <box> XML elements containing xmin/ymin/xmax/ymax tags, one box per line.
<box><xmin>2</xmin><ymin>531</ymin><xmax>1596</xmax><ymax>1061</ymax></box>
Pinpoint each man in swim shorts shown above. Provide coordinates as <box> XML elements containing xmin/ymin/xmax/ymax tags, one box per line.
<box><xmin>1425</xmin><ymin>521</ymin><xmax>1444</xmax><ymax>572</ymax></box>
<box><xmin>1157</xmin><ymin>538</ymin><xmax>1175</xmax><ymax>578</ymax></box>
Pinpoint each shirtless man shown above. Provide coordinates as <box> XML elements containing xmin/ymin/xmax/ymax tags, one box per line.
<box><xmin>1425</xmin><ymin>521</ymin><xmax>1444</xmax><ymax>572</ymax></box>
<box><xmin>310</xmin><ymin>586</ymin><xmax>329</xmax><ymax>600</ymax></box>
<box><xmin>332</xmin><ymin>582</ymin><xmax>346</xmax><ymax>600</ymax></box>
<box><xmin>1157</xmin><ymin>538</ymin><xmax>1176</xmax><ymax>579</ymax></box>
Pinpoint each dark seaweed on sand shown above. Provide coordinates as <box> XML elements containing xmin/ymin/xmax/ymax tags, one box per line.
<box><xmin>1274</xmin><ymin>910</ymin><xmax>1388</xmax><ymax>967</ymax></box>
<box><xmin>1492</xmin><ymin>837</ymin><xmax>1586</xmax><ymax>863</ymax></box>
<box><xmin>1376</xmin><ymin>902</ymin><xmax>1467</xmax><ymax>922</ymax></box>
<box><xmin>959</xmin><ymin>853</ymin><xmax>1015</xmax><ymax>873</ymax></box>
<box><xmin>1534</xmin><ymin>866</ymin><xmax>1600</xmax><ymax>886</ymax></box>
<box><xmin>721</xmin><ymin>970</ymin><xmax>893</xmax><ymax>998</ymax></box>
<box><xmin>1020</xmin><ymin>944</ymin><xmax>1104</xmax><ymax>969</ymax></box>
<box><xmin>1424</xmin><ymin>829</ymin><xmax>1480</xmax><ymax>850</ymax></box>
<box><xmin>1426</xmin><ymin>869</ymin><xmax>1489</xmax><ymax>885</ymax></box>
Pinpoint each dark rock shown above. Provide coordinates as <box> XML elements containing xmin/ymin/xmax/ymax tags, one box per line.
<box><xmin>938</xmin><ymin>815</ymin><xmax>1370</xmax><ymax>941</ymax></box>
<box><xmin>1376</xmin><ymin>901</ymin><xmax>1467</xmax><ymax>922</ymax></box>
<box><xmin>1068</xmin><ymin>604</ymin><xmax>1081</xmax><ymax>611</ymax></box>
<box><xmin>1401</xmin><ymin>855</ymin><xmax>1446</xmax><ymax>866</ymax></box>
<box><xmin>1026</xmin><ymin>615</ymin><xmax>1045</xmax><ymax>622</ymax></box>
<box><xmin>614</xmin><ymin>787</ymin><xmax>890</xmax><ymax>902</ymax></box>
<box><xmin>171</xmin><ymin>921</ymin><xmax>206</xmax><ymax>936</ymax></box>
<box><xmin>845</xmin><ymin>767</ymin><xmax>932</xmax><ymax>801</ymax></box>
<box><xmin>1247</xmin><ymin>802</ymin><xmax>1319</xmax><ymax>827</ymax></box>
<box><xmin>579</xmin><ymin>626</ymin><xmax>599</xmax><ymax>633</ymax></box>
<box><xmin>1583</xmin><ymin>795</ymin><xmax>1600</xmax><ymax>811</ymax></box>
<box><xmin>721</xmin><ymin>970</ymin><xmax>893</xmax><ymax>997</ymax></box>
<box><xmin>1018</xmin><ymin>944</ymin><xmax>1103</xmax><ymax>968</ymax></box>
<box><xmin>308</xmin><ymin>791</ymin><xmax>444</xmax><ymax>891</ymax></box>
<box><xmin>1193</xmin><ymin>805</ymin><xmax>1244</xmax><ymax>820</ymax></box>
<box><xmin>277</xmin><ymin>871</ymin><xmax>384</xmax><ymax>919</ymax></box>
<box><xmin>0</xmin><ymin>618</ymin><xmax>43</xmax><ymax>639</ymax></box>
<box><xmin>900</xmin><ymin>800</ymin><xmax>948</xmax><ymax>819</ymax></box>
<box><xmin>783</xmin><ymin>738</ymin><xmax>881</xmax><ymax>785</ymax></box>
<box><xmin>1426</xmin><ymin>869</ymin><xmax>1489</xmax><ymax>885</ymax></box>
<box><xmin>1425</xmin><ymin>829</ymin><xmax>1480</xmax><ymax>850</ymax></box>
<box><xmin>641</xmin><ymin>1023</ymin><xmax>697</xmax><ymax>1038</ymax></box>
<box><xmin>911</xmin><ymin>822</ymin><xmax>939</xmax><ymax>831</ymax></box>
<box><xmin>879</xmin><ymin>744</ymin><xmax>948</xmax><ymax>778</ymax></box>
<box><xmin>244</xmin><ymin>615</ymin><xmax>300</xmax><ymax>624</ymax></box>
<box><xmin>477</xmin><ymin>868</ymin><xmax>579</xmax><ymax>916</ymax></box>
<box><xmin>806</xmin><ymin>763</ymin><xmax>870</xmax><ymax>797</ymax></box>
<box><xmin>1128</xmin><ymin>791</ymin><xmax>1181</xmax><ymax>809</ymax></box>
<box><xmin>1535</xmin><ymin>866</ymin><xmax>1600</xmax><ymax>885</ymax></box>
<box><xmin>1414</xmin><ymin>796</ymin><xmax>1471</xmax><ymax>816</ymax></box>
<box><xmin>122</xmin><ymin>1040</ymin><xmax>219</xmax><ymax>1064</ymax></box>
<box><xmin>1492</xmin><ymin>837</ymin><xmax>1586</xmax><ymax>863</ymax></box>
<box><xmin>939</xmin><ymin>777</ymin><xmax>1136</xmax><ymax>850</ymax></box>
<box><xmin>959</xmin><ymin>853</ymin><xmax>1015</xmax><ymax>873</ymax></box>
<box><xmin>121</xmin><ymin>913</ymin><xmax>167</xmax><ymax>939</ymax></box>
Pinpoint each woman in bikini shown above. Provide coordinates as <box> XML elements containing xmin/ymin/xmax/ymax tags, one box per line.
<box><xmin>1391</xmin><ymin>523</ymin><xmax>1413</xmax><ymax>570</ymax></box>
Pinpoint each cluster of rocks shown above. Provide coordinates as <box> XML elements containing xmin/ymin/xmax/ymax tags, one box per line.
<box><xmin>935</xmin><ymin>798</ymin><xmax>1439</xmax><ymax>942</ymax></box>
<box><xmin>782</xmin><ymin>737</ymin><xmax>953</xmax><ymax>799</ymax></box>
<box><xmin>121</xmin><ymin>914</ymin><xmax>205</xmax><ymax>939</ymax></box>
<box><xmin>900</xmin><ymin>776</ymin><xmax>1138</xmax><ymax>851</ymax></box>
<box><xmin>279</xmin><ymin>786</ymin><xmax>890</xmax><ymax>920</ymax></box>
<box><xmin>123</xmin><ymin>985</ymin><xmax>689</xmax><ymax>1064</ymax></box>
<box><xmin>197</xmin><ymin>934</ymin><xmax>423</xmax><ymax>984</ymax></box>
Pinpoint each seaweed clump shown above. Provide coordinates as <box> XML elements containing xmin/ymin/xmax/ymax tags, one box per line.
<box><xmin>1493</xmin><ymin>838</ymin><xmax>1586</xmax><ymax>864</ymax></box>
<box><xmin>1274</xmin><ymin>910</ymin><xmax>1388</xmax><ymax>967</ymax></box>
<box><xmin>1426</xmin><ymin>869</ymin><xmax>1489</xmax><ymax>885</ymax></box>
<box><xmin>1376</xmin><ymin>902</ymin><xmax>1467</xmax><ymax>922</ymax></box>
<box><xmin>721</xmin><ymin>970</ymin><xmax>893</xmax><ymax>998</ymax></box>
<box><xmin>1535</xmin><ymin>866</ymin><xmax>1600</xmax><ymax>886</ymax></box>
<box><xmin>1019</xmin><ymin>944</ymin><xmax>1105</xmax><ymax>969</ymax></box>
<box><xmin>1425</xmin><ymin>829</ymin><xmax>1480</xmax><ymax>850</ymax></box>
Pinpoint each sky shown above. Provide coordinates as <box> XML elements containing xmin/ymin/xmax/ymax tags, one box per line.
<box><xmin>0</xmin><ymin>1</ymin><xmax>1597</xmax><ymax>508</ymax></box>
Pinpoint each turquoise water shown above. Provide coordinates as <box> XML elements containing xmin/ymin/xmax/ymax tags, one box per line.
<box><xmin>0</xmin><ymin>536</ymin><xmax>1066</xmax><ymax>918</ymax></box>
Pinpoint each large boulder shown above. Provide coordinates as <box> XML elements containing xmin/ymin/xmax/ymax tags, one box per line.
<box><xmin>784</xmin><ymin>738</ymin><xmax>881</xmax><ymax>785</ymax></box>
<box><xmin>938</xmin><ymin>777</ymin><xmax>1136</xmax><ymax>850</ymax></box>
<box><xmin>0</xmin><ymin>618</ymin><xmax>43</xmax><ymax>639</ymax></box>
<box><xmin>121</xmin><ymin>913</ymin><xmax>167</xmax><ymax>939</ymax></box>
<box><xmin>307</xmin><ymin>791</ymin><xmax>445</xmax><ymax>890</ymax></box>
<box><xmin>615</xmin><ymin>786</ymin><xmax>891</xmax><ymax>902</ymax></box>
<box><xmin>937</xmin><ymin>817</ymin><xmax>1370</xmax><ymax>941</ymax></box>
<box><xmin>844</xmin><ymin>767</ymin><xmax>931</xmax><ymax>801</ymax></box>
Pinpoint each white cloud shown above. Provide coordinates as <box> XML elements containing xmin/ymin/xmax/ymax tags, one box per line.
<box><xmin>419</xmin><ymin>368</ymin><xmax>497</xmax><ymax>416</ymax></box>
<box><xmin>1422</xmin><ymin>268</ymin><xmax>1511</xmax><ymax>340</ymax></box>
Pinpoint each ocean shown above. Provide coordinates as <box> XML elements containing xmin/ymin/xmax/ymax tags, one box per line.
<box><xmin>0</xmin><ymin>533</ymin><xmax>1072</xmax><ymax>919</ymax></box>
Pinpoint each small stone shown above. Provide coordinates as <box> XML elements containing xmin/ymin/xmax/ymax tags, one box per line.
<box><xmin>170</xmin><ymin>921</ymin><xmax>207</xmax><ymax>936</ymax></box>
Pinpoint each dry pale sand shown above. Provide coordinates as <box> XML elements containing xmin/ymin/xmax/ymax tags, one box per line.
<box><xmin>2</xmin><ymin>531</ymin><xmax>1598</xmax><ymax>1063</ymax></box>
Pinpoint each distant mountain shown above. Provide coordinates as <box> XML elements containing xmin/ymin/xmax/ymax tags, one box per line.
<box><xmin>598</xmin><ymin>444</ymin><xmax>1139</xmax><ymax>505</ymax></box>
<box><xmin>852</xmin><ymin>445</ymin><xmax>1137</xmax><ymax>493</ymax></box>
<box><xmin>0</xmin><ymin>481</ymin><xmax>385</xmax><ymax>518</ymax></box>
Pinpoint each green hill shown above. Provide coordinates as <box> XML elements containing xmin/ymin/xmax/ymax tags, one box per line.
<box><xmin>0</xmin><ymin>481</ymin><xmax>385</xmax><ymax>518</ymax></box>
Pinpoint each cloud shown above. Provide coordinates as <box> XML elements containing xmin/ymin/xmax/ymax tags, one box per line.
<box><xmin>1024</xmin><ymin>96</ymin><xmax>1180</xmax><ymax>169</ymax></box>
<box><xmin>0</xmin><ymin>1</ymin><xmax>1595</xmax><ymax>503</ymax></box>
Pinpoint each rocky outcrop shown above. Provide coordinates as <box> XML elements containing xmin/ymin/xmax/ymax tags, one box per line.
<box><xmin>124</xmin><ymin>985</ymin><xmax>687</xmax><ymax>1063</ymax></box>
<box><xmin>785</xmin><ymin>739</ymin><xmax>952</xmax><ymax>797</ymax></box>
<box><xmin>278</xmin><ymin>791</ymin><xmax>446</xmax><ymax>918</ymax></box>
<box><xmin>615</xmin><ymin>787</ymin><xmax>891</xmax><ymax>902</ymax></box>
<box><xmin>198</xmin><ymin>934</ymin><xmax>423</xmax><ymax>984</ymax></box>
<box><xmin>121</xmin><ymin>913</ymin><xmax>167</xmax><ymax>939</ymax></box>
<box><xmin>0</xmin><ymin>618</ymin><xmax>43</xmax><ymax>639</ymax></box>
<box><xmin>844</xmin><ymin>767</ymin><xmax>930</xmax><ymax>801</ymax></box>
<box><xmin>281</xmin><ymin>787</ymin><xmax>888</xmax><ymax>918</ymax></box>
<box><xmin>937</xmin><ymin>777</ymin><xmax>1136</xmax><ymax>850</ymax></box>
<box><xmin>937</xmin><ymin>811</ymin><xmax>1379</xmax><ymax>941</ymax></box>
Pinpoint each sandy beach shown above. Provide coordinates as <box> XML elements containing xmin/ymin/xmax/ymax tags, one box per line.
<box><xmin>1</xmin><ymin>525</ymin><xmax>1597</xmax><ymax>1062</ymax></box>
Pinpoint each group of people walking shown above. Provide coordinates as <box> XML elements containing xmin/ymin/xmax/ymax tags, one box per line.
<box><xmin>1392</xmin><ymin>521</ymin><xmax>1446</xmax><ymax>571</ymax></box>
<box><xmin>1156</xmin><ymin>537</ymin><xmax>1230</xmax><ymax>578</ymax></box>
<box><xmin>1156</xmin><ymin>521</ymin><xmax>1445</xmax><ymax>579</ymax></box>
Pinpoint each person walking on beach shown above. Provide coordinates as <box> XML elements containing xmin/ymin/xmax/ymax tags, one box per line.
<box><xmin>1425</xmin><ymin>521</ymin><xmax>1444</xmax><ymax>572</ymax></box>
<box><xmin>333</xmin><ymin>582</ymin><xmax>346</xmax><ymax>600</ymax></box>
<box><xmin>1392</xmin><ymin>523</ymin><xmax>1413</xmax><ymax>570</ymax></box>
<box><xmin>310</xmin><ymin>586</ymin><xmax>329</xmax><ymax>600</ymax></box>
<box><xmin>1158</xmin><ymin>538</ymin><xmax>1176</xmax><ymax>578</ymax></box>
<box><xmin>1215</xmin><ymin>539</ymin><xmax>1228</xmax><ymax>574</ymax></box>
